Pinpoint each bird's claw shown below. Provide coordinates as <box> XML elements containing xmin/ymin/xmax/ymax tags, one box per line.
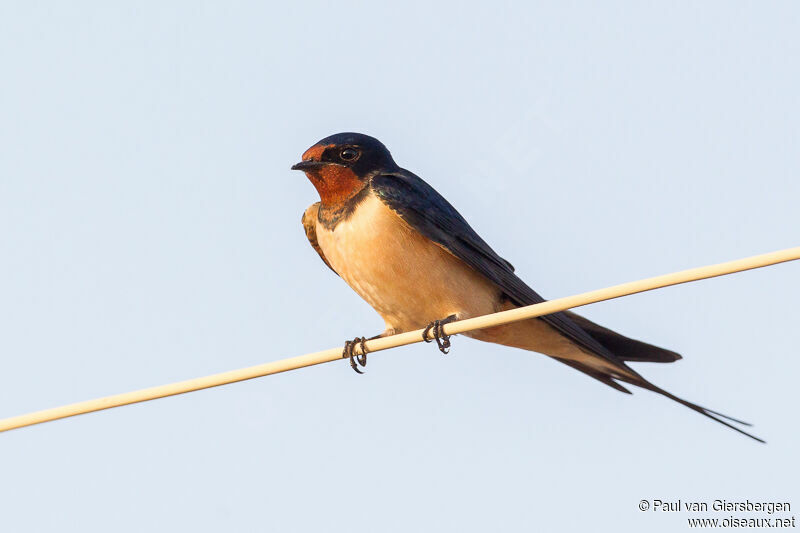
<box><xmin>343</xmin><ymin>336</ymin><xmax>368</xmax><ymax>374</ymax></box>
<box><xmin>422</xmin><ymin>316</ymin><xmax>456</xmax><ymax>354</ymax></box>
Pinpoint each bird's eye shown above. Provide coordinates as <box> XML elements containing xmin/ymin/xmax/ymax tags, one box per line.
<box><xmin>340</xmin><ymin>148</ymin><xmax>360</xmax><ymax>162</ymax></box>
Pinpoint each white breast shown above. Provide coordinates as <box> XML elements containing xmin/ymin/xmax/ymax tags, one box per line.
<box><xmin>314</xmin><ymin>192</ymin><xmax>501</xmax><ymax>333</ymax></box>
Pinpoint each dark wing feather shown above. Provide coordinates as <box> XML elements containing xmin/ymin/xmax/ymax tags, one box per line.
<box><xmin>371</xmin><ymin>170</ymin><xmax>626</xmax><ymax>369</ymax></box>
<box><xmin>302</xmin><ymin>203</ymin><xmax>337</xmax><ymax>275</ymax></box>
<box><xmin>565</xmin><ymin>311</ymin><xmax>682</xmax><ymax>363</ymax></box>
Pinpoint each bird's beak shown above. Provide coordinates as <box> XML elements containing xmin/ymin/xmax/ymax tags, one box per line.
<box><xmin>291</xmin><ymin>160</ymin><xmax>326</xmax><ymax>171</ymax></box>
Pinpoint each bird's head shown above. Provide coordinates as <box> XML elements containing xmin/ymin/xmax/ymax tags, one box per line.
<box><xmin>292</xmin><ymin>132</ymin><xmax>397</xmax><ymax>205</ymax></box>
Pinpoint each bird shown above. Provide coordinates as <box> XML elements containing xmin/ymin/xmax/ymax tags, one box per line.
<box><xmin>292</xmin><ymin>132</ymin><xmax>761</xmax><ymax>442</ymax></box>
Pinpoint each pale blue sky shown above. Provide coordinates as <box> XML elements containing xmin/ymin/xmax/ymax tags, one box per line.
<box><xmin>0</xmin><ymin>2</ymin><xmax>798</xmax><ymax>532</ymax></box>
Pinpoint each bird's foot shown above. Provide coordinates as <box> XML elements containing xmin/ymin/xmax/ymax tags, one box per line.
<box><xmin>422</xmin><ymin>315</ymin><xmax>457</xmax><ymax>354</ymax></box>
<box><xmin>342</xmin><ymin>336</ymin><xmax>369</xmax><ymax>374</ymax></box>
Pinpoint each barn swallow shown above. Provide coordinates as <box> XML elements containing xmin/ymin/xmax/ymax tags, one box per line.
<box><xmin>292</xmin><ymin>132</ymin><xmax>761</xmax><ymax>442</ymax></box>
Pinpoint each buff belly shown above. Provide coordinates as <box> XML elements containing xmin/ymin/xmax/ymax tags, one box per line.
<box><xmin>314</xmin><ymin>193</ymin><xmax>502</xmax><ymax>333</ymax></box>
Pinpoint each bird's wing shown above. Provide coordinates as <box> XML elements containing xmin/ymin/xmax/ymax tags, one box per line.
<box><xmin>371</xmin><ymin>170</ymin><xmax>625</xmax><ymax>368</ymax></box>
<box><xmin>301</xmin><ymin>202</ymin><xmax>337</xmax><ymax>275</ymax></box>
<box><xmin>371</xmin><ymin>171</ymin><xmax>763</xmax><ymax>442</ymax></box>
